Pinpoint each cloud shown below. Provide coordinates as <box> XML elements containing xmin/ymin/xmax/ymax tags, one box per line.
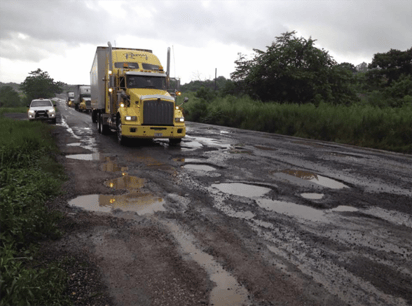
<box><xmin>0</xmin><ymin>0</ymin><xmax>411</xmax><ymax>84</ymax></box>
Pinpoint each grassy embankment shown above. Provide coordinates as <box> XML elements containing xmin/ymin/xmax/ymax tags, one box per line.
<box><xmin>178</xmin><ymin>93</ymin><xmax>412</xmax><ymax>154</ymax></box>
<box><xmin>0</xmin><ymin>108</ymin><xmax>70</xmax><ymax>305</ymax></box>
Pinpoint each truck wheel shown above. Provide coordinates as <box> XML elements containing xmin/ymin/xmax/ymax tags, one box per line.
<box><xmin>97</xmin><ymin>113</ymin><xmax>101</xmax><ymax>133</ymax></box>
<box><xmin>99</xmin><ymin>115</ymin><xmax>109</xmax><ymax>135</ymax></box>
<box><xmin>169</xmin><ymin>138</ymin><xmax>182</xmax><ymax>146</ymax></box>
<box><xmin>92</xmin><ymin>110</ymin><xmax>97</xmax><ymax>123</ymax></box>
<box><xmin>117</xmin><ymin>123</ymin><xmax>127</xmax><ymax>145</ymax></box>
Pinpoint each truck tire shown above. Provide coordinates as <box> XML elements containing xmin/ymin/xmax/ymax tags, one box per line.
<box><xmin>92</xmin><ymin>110</ymin><xmax>97</xmax><ymax>123</ymax></box>
<box><xmin>99</xmin><ymin>115</ymin><xmax>109</xmax><ymax>135</ymax></box>
<box><xmin>97</xmin><ymin>113</ymin><xmax>101</xmax><ymax>133</ymax></box>
<box><xmin>169</xmin><ymin>138</ymin><xmax>182</xmax><ymax>146</ymax></box>
<box><xmin>117</xmin><ymin>122</ymin><xmax>128</xmax><ymax>145</ymax></box>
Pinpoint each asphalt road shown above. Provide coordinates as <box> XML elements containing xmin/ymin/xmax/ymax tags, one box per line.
<box><xmin>51</xmin><ymin>98</ymin><xmax>412</xmax><ymax>306</ymax></box>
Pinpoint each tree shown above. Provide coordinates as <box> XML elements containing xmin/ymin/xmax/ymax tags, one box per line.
<box><xmin>0</xmin><ymin>86</ymin><xmax>21</xmax><ymax>107</ymax></box>
<box><xmin>231</xmin><ymin>31</ymin><xmax>358</xmax><ymax>105</ymax></box>
<box><xmin>367</xmin><ymin>48</ymin><xmax>412</xmax><ymax>88</ymax></box>
<box><xmin>20</xmin><ymin>69</ymin><xmax>65</xmax><ymax>103</ymax></box>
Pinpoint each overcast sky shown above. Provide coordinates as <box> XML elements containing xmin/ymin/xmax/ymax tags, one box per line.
<box><xmin>0</xmin><ymin>0</ymin><xmax>411</xmax><ymax>86</ymax></box>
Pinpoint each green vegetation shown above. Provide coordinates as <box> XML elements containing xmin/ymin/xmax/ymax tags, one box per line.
<box><xmin>20</xmin><ymin>69</ymin><xmax>65</xmax><ymax>104</ymax></box>
<box><xmin>182</xmin><ymin>94</ymin><xmax>412</xmax><ymax>153</ymax></box>
<box><xmin>0</xmin><ymin>114</ymin><xmax>70</xmax><ymax>305</ymax></box>
<box><xmin>178</xmin><ymin>32</ymin><xmax>412</xmax><ymax>154</ymax></box>
<box><xmin>0</xmin><ymin>107</ymin><xmax>27</xmax><ymax>116</ymax></box>
<box><xmin>0</xmin><ymin>86</ymin><xmax>22</xmax><ymax>108</ymax></box>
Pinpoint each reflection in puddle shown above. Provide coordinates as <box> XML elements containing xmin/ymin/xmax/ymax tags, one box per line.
<box><xmin>183</xmin><ymin>164</ymin><xmax>216</xmax><ymax>172</ymax></box>
<box><xmin>66</xmin><ymin>153</ymin><xmax>101</xmax><ymax>161</ymax></box>
<box><xmin>212</xmin><ymin>183</ymin><xmax>271</xmax><ymax>198</ymax></box>
<box><xmin>184</xmin><ymin>136</ymin><xmax>231</xmax><ymax>150</ymax></box>
<box><xmin>256</xmin><ymin>199</ymin><xmax>328</xmax><ymax>222</ymax></box>
<box><xmin>67</xmin><ymin>142</ymin><xmax>81</xmax><ymax>147</ymax></box>
<box><xmin>281</xmin><ymin>169</ymin><xmax>348</xmax><ymax>189</ymax></box>
<box><xmin>104</xmin><ymin>175</ymin><xmax>145</xmax><ymax>190</ymax></box>
<box><xmin>301</xmin><ymin>193</ymin><xmax>324</xmax><ymax>200</ymax></box>
<box><xmin>69</xmin><ymin>193</ymin><xmax>165</xmax><ymax>215</ymax></box>
<box><xmin>166</xmin><ymin>222</ymin><xmax>250</xmax><ymax>306</ymax></box>
<box><xmin>102</xmin><ymin>159</ymin><xmax>128</xmax><ymax>173</ymax></box>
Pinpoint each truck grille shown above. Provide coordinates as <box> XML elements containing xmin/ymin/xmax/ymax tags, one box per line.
<box><xmin>143</xmin><ymin>100</ymin><xmax>174</xmax><ymax>126</ymax></box>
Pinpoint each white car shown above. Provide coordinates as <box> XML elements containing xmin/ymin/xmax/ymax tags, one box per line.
<box><xmin>27</xmin><ymin>98</ymin><xmax>56</xmax><ymax>124</ymax></box>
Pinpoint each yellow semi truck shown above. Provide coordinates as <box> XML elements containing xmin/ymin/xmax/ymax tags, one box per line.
<box><xmin>90</xmin><ymin>42</ymin><xmax>186</xmax><ymax>145</ymax></box>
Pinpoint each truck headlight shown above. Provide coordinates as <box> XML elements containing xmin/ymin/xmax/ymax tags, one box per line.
<box><xmin>48</xmin><ymin>109</ymin><xmax>55</xmax><ymax>114</ymax></box>
<box><xmin>28</xmin><ymin>110</ymin><xmax>35</xmax><ymax>114</ymax></box>
<box><xmin>125</xmin><ymin>116</ymin><xmax>137</xmax><ymax>121</ymax></box>
<box><xmin>175</xmin><ymin>117</ymin><xmax>184</xmax><ymax>122</ymax></box>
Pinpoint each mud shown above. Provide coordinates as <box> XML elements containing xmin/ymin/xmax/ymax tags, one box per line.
<box><xmin>44</xmin><ymin>101</ymin><xmax>412</xmax><ymax>305</ymax></box>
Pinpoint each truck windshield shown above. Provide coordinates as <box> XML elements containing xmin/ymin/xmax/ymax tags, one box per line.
<box><xmin>126</xmin><ymin>75</ymin><xmax>166</xmax><ymax>90</ymax></box>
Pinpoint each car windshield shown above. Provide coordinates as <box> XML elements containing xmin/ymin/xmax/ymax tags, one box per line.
<box><xmin>126</xmin><ymin>75</ymin><xmax>166</xmax><ymax>90</ymax></box>
<box><xmin>31</xmin><ymin>100</ymin><xmax>53</xmax><ymax>107</ymax></box>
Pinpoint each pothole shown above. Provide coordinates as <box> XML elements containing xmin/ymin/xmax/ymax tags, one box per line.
<box><xmin>69</xmin><ymin>193</ymin><xmax>165</xmax><ymax>215</ymax></box>
<box><xmin>101</xmin><ymin>158</ymin><xmax>128</xmax><ymax>173</ymax></box>
<box><xmin>104</xmin><ymin>175</ymin><xmax>144</xmax><ymax>190</ymax></box>
<box><xmin>301</xmin><ymin>193</ymin><xmax>324</xmax><ymax>200</ymax></box>
<box><xmin>212</xmin><ymin>183</ymin><xmax>271</xmax><ymax>198</ymax></box>
<box><xmin>256</xmin><ymin>199</ymin><xmax>328</xmax><ymax>222</ymax></box>
<box><xmin>183</xmin><ymin>164</ymin><xmax>216</xmax><ymax>172</ymax></box>
<box><xmin>66</xmin><ymin>153</ymin><xmax>102</xmax><ymax>161</ymax></box>
<box><xmin>165</xmin><ymin>221</ymin><xmax>251</xmax><ymax>306</ymax></box>
<box><xmin>281</xmin><ymin>169</ymin><xmax>348</xmax><ymax>189</ymax></box>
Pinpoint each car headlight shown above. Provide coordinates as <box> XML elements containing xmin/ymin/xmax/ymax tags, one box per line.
<box><xmin>28</xmin><ymin>110</ymin><xmax>35</xmax><ymax>114</ymax></box>
<box><xmin>125</xmin><ymin>116</ymin><xmax>137</xmax><ymax>121</ymax></box>
<box><xmin>175</xmin><ymin>117</ymin><xmax>184</xmax><ymax>122</ymax></box>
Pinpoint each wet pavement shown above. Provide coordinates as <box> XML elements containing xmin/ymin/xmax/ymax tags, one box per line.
<box><xmin>53</xmin><ymin>98</ymin><xmax>412</xmax><ymax>306</ymax></box>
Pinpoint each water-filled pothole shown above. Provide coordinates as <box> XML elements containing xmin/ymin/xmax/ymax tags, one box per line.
<box><xmin>69</xmin><ymin>193</ymin><xmax>165</xmax><ymax>215</ymax></box>
<box><xmin>281</xmin><ymin>169</ymin><xmax>348</xmax><ymax>189</ymax></box>
<box><xmin>166</xmin><ymin>222</ymin><xmax>250</xmax><ymax>306</ymax></box>
<box><xmin>66</xmin><ymin>153</ymin><xmax>102</xmax><ymax>161</ymax></box>
<box><xmin>104</xmin><ymin>175</ymin><xmax>144</xmax><ymax>190</ymax></box>
<box><xmin>331</xmin><ymin>206</ymin><xmax>358</xmax><ymax>212</ymax></box>
<box><xmin>301</xmin><ymin>193</ymin><xmax>324</xmax><ymax>200</ymax></box>
<box><xmin>256</xmin><ymin>199</ymin><xmax>328</xmax><ymax>222</ymax></box>
<box><xmin>101</xmin><ymin>160</ymin><xmax>128</xmax><ymax>173</ymax></box>
<box><xmin>212</xmin><ymin>183</ymin><xmax>271</xmax><ymax>198</ymax></box>
<box><xmin>183</xmin><ymin>164</ymin><xmax>216</xmax><ymax>172</ymax></box>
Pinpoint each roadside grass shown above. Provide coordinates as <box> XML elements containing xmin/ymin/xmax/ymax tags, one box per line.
<box><xmin>180</xmin><ymin>94</ymin><xmax>412</xmax><ymax>154</ymax></box>
<box><xmin>0</xmin><ymin>107</ymin><xmax>27</xmax><ymax>116</ymax></box>
<box><xmin>0</xmin><ymin>114</ymin><xmax>70</xmax><ymax>305</ymax></box>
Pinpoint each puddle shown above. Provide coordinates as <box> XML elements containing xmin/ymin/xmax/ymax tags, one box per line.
<box><xmin>66</xmin><ymin>153</ymin><xmax>102</xmax><ymax>161</ymax></box>
<box><xmin>102</xmin><ymin>158</ymin><xmax>128</xmax><ymax>173</ymax></box>
<box><xmin>183</xmin><ymin>164</ymin><xmax>216</xmax><ymax>172</ymax></box>
<box><xmin>212</xmin><ymin>183</ymin><xmax>271</xmax><ymax>198</ymax></box>
<box><xmin>301</xmin><ymin>193</ymin><xmax>324</xmax><ymax>200</ymax></box>
<box><xmin>69</xmin><ymin>193</ymin><xmax>165</xmax><ymax>215</ymax></box>
<box><xmin>166</xmin><ymin>222</ymin><xmax>250</xmax><ymax>306</ymax></box>
<box><xmin>184</xmin><ymin>136</ymin><xmax>231</xmax><ymax>150</ymax></box>
<box><xmin>256</xmin><ymin>199</ymin><xmax>328</xmax><ymax>222</ymax></box>
<box><xmin>104</xmin><ymin>175</ymin><xmax>145</xmax><ymax>190</ymax></box>
<box><xmin>282</xmin><ymin>169</ymin><xmax>348</xmax><ymax>189</ymax></box>
<box><xmin>173</xmin><ymin>158</ymin><xmax>206</xmax><ymax>163</ymax></box>
<box><xmin>331</xmin><ymin>206</ymin><xmax>358</xmax><ymax>212</ymax></box>
<box><xmin>67</xmin><ymin>142</ymin><xmax>81</xmax><ymax>147</ymax></box>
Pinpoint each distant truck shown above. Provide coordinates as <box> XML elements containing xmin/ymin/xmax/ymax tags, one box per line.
<box><xmin>73</xmin><ymin>85</ymin><xmax>91</xmax><ymax>112</ymax></box>
<box><xmin>90</xmin><ymin>42</ymin><xmax>186</xmax><ymax>145</ymax></box>
<box><xmin>67</xmin><ymin>91</ymin><xmax>74</xmax><ymax>107</ymax></box>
